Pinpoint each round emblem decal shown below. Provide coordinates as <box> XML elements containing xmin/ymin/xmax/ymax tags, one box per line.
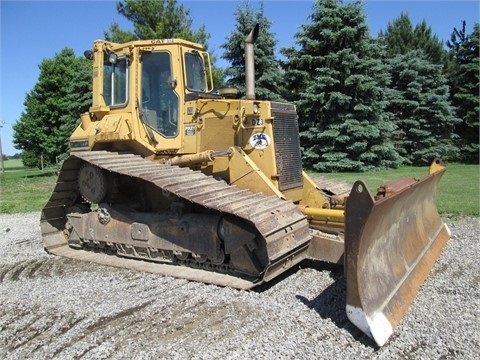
<box><xmin>249</xmin><ymin>132</ymin><xmax>271</xmax><ymax>150</ymax></box>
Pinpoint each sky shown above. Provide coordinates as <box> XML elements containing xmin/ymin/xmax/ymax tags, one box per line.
<box><xmin>0</xmin><ymin>0</ymin><xmax>478</xmax><ymax>156</ymax></box>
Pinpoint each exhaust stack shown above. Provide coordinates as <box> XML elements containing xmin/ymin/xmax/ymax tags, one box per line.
<box><xmin>244</xmin><ymin>24</ymin><xmax>259</xmax><ymax>100</ymax></box>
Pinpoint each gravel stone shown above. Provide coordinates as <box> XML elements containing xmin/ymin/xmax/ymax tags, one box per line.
<box><xmin>0</xmin><ymin>213</ymin><xmax>478</xmax><ymax>359</ymax></box>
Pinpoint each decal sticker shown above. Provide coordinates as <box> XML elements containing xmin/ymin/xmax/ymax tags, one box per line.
<box><xmin>185</xmin><ymin>125</ymin><xmax>196</xmax><ymax>136</ymax></box>
<box><xmin>249</xmin><ymin>132</ymin><xmax>271</xmax><ymax>150</ymax></box>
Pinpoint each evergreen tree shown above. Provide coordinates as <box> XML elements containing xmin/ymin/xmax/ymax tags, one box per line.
<box><xmin>386</xmin><ymin>50</ymin><xmax>460</xmax><ymax>165</ymax></box>
<box><xmin>104</xmin><ymin>22</ymin><xmax>137</xmax><ymax>43</ymax></box>
<box><xmin>58</xmin><ymin>64</ymin><xmax>92</xmax><ymax>152</ymax></box>
<box><xmin>413</xmin><ymin>20</ymin><xmax>446</xmax><ymax>65</ymax></box>
<box><xmin>13</xmin><ymin>49</ymin><xmax>91</xmax><ymax>168</ymax></box>
<box><xmin>379</xmin><ymin>12</ymin><xmax>446</xmax><ymax>65</ymax></box>
<box><xmin>221</xmin><ymin>0</ymin><xmax>286</xmax><ymax>101</ymax></box>
<box><xmin>446</xmin><ymin>21</ymin><xmax>479</xmax><ymax>163</ymax></box>
<box><xmin>282</xmin><ymin>0</ymin><xmax>401</xmax><ymax>172</ymax></box>
<box><xmin>105</xmin><ymin>0</ymin><xmax>209</xmax><ymax>44</ymax></box>
<box><xmin>378</xmin><ymin>12</ymin><xmax>415</xmax><ymax>56</ymax></box>
<box><xmin>104</xmin><ymin>0</ymin><xmax>224</xmax><ymax>88</ymax></box>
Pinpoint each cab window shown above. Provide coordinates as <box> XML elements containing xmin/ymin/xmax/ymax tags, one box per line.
<box><xmin>185</xmin><ymin>51</ymin><xmax>206</xmax><ymax>92</ymax></box>
<box><xmin>103</xmin><ymin>55</ymin><xmax>128</xmax><ymax>106</ymax></box>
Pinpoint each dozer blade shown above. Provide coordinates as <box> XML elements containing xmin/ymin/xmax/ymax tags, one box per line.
<box><xmin>345</xmin><ymin>159</ymin><xmax>450</xmax><ymax>346</ymax></box>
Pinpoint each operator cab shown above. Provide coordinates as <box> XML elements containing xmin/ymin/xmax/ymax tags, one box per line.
<box><xmin>81</xmin><ymin>38</ymin><xmax>219</xmax><ymax>156</ymax></box>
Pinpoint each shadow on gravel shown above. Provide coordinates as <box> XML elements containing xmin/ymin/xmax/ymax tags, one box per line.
<box><xmin>295</xmin><ymin>259</ymin><xmax>378</xmax><ymax>348</ymax></box>
<box><xmin>250</xmin><ymin>258</ymin><xmax>377</xmax><ymax>347</ymax></box>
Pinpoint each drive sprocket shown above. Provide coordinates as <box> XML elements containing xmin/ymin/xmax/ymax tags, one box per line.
<box><xmin>78</xmin><ymin>163</ymin><xmax>107</xmax><ymax>203</ymax></box>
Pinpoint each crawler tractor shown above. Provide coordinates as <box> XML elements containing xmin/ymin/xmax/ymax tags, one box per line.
<box><xmin>41</xmin><ymin>25</ymin><xmax>450</xmax><ymax>346</ymax></box>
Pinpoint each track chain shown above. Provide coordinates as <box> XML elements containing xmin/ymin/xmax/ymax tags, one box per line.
<box><xmin>41</xmin><ymin>151</ymin><xmax>312</xmax><ymax>289</ymax></box>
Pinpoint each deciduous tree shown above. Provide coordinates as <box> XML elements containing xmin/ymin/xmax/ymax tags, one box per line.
<box><xmin>13</xmin><ymin>49</ymin><xmax>91</xmax><ymax>167</ymax></box>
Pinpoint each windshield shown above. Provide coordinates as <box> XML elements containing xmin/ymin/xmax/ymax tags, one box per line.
<box><xmin>140</xmin><ymin>52</ymin><xmax>179</xmax><ymax>137</ymax></box>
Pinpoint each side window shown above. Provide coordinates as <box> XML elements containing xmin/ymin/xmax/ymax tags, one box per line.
<box><xmin>141</xmin><ymin>52</ymin><xmax>179</xmax><ymax>137</ymax></box>
<box><xmin>103</xmin><ymin>56</ymin><xmax>128</xmax><ymax>106</ymax></box>
<box><xmin>185</xmin><ymin>51</ymin><xmax>206</xmax><ymax>92</ymax></box>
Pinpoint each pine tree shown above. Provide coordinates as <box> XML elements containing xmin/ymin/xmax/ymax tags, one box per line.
<box><xmin>378</xmin><ymin>12</ymin><xmax>447</xmax><ymax>65</ymax></box>
<box><xmin>104</xmin><ymin>0</ymin><xmax>224</xmax><ymax>88</ymax></box>
<box><xmin>446</xmin><ymin>21</ymin><xmax>479</xmax><ymax>163</ymax></box>
<box><xmin>386</xmin><ymin>50</ymin><xmax>460</xmax><ymax>165</ymax></box>
<box><xmin>378</xmin><ymin>12</ymin><xmax>415</xmax><ymax>56</ymax></box>
<box><xmin>221</xmin><ymin>0</ymin><xmax>286</xmax><ymax>101</ymax></box>
<box><xmin>413</xmin><ymin>20</ymin><xmax>446</xmax><ymax>65</ymax></box>
<box><xmin>105</xmin><ymin>0</ymin><xmax>209</xmax><ymax>44</ymax></box>
<box><xmin>58</xmin><ymin>64</ymin><xmax>92</xmax><ymax>153</ymax></box>
<box><xmin>13</xmin><ymin>49</ymin><xmax>90</xmax><ymax>167</ymax></box>
<box><xmin>103</xmin><ymin>22</ymin><xmax>136</xmax><ymax>43</ymax></box>
<box><xmin>282</xmin><ymin>0</ymin><xmax>401</xmax><ymax>172</ymax></box>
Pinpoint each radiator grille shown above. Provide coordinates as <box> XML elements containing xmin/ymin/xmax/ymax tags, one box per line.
<box><xmin>271</xmin><ymin>103</ymin><xmax>304</xmax><ymax>191</ymax></box>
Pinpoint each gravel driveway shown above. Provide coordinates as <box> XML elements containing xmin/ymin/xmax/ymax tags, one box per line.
<box><xmin>0</xmin><ymin>213</ymin><xmax>478</xmax><ymax>359</ymax></box>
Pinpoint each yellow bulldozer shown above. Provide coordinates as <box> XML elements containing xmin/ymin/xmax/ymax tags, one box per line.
<box><xmin>41</xmin><ymin>25</ymin><xmax>450</xmax><ymax>346</ymax></box>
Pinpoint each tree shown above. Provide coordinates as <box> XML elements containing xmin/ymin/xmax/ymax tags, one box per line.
<box><xmin>105</xmin><ymin>0</ymin><xmax>209</xmax><ymax>44</ymax></box>
<box><xmin>413</xmin><ymin>20</ymin><xmax>446</xmax><ymax>65</ymax></box>
<box><xmin>58</xmin><ymin>63</ymin><xmax>92</xmax><ymax>152</ymax></box>
<box><xmin>378</xmin><ymin>12</ymin><xmax>415</xmax><ymax>56</ymax></box>
<box><xmin>103</xmin><ymin>22</ymin><xmax>136</xmax><ymax>43</ymax></box>
<box><xmin>13</xmin><ymin>49</ymin><xmax>91</xmax><ymax>168</ymax></box>
<box><xmin>282</xmin><ymin>0</ymin><xmax>401</xmax><ymax>172</ymax></box>
<box><xmin>386</xmin><ymin>50</ymin><xmax>460</xmax><ymax>165</ymax></box>
<box><xmin>221</xmin><ymin>0</ymin><xmax>286</xmax><ymax>100</ymax></box>
<box><xmin>446</xmin><ymin>21</ymin><xmax>479</xmax><ymax>163</ymax></box>
<box><xmin>378</xmin><ymin>12</ymin><xmax>446</xmax><ymax>65</ymax></box>
<box><xmin>104</xmin><ymin>0</ymin><xmax>224</xmax><ymax>88</ymax></box>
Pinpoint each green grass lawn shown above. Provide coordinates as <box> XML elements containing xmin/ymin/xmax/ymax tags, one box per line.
<box><xmin>0</xmin><ymin>159</ymin><xmax>58</xmax><ymax>213</ymax></box>
<box><xmin>311</xmin><ymin>162</ymin><xmax>480</xmax><ymax>217</ymax></box>
<box><xmin>1</xmin><ymin>159</ymin><xmax>479</xmax><ymax>217</ymax></box>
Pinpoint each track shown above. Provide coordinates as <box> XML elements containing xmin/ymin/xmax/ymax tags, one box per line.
<box><xmin>40</xmin><ymin>151</ymin><xmax>312</xmax><ymax>289</ymax></box>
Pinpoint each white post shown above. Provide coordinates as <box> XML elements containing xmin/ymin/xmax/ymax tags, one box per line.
<box><xmin>0</xmin><ymin>121</ymin><xmax>4</xmax><ymax>173</ymax></box>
